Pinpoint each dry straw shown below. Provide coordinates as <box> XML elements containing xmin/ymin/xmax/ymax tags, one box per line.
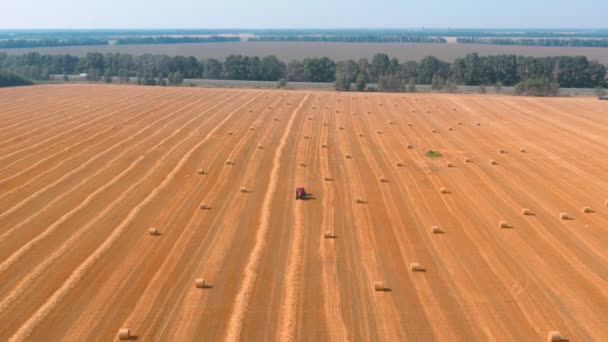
<box><xmin>324</xmin><ymin>231</ymin><xmax>335</xmax><ymax>239</ymax></box>
<box><xmin>374</xmin><ymin>281</ymin><xmax>385</xmax><ymax>291</ymax></box>
<box><xmin>547</xmin><ymin>331</ymin><xmax>562</xmax><ymax>342</ymax></box>
<box><xmin>195</xmin><ymin>278</ymin><xmax>207</xmax><ymax>288</ymax></box>
<box><xmin>410</xmin><ymin>263</ymin><xmax>424</xmax><ymax>272</ymax></box>
<box><xmin>118</xmin><ymin>328</ymin><xmax>131</xmax><ymax>340</ymax></box>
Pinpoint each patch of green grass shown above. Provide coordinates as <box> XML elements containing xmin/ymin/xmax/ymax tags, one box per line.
<box><xmin>425</xmin><ymin>150</ymin><xmax>443</xmax><ymax>158</ymax></box>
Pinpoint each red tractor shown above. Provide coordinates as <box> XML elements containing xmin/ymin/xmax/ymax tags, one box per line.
<box><xmin>296</xmin><ymin>186</ymin><xmax>307</xmax><ymax>200</ymax></box>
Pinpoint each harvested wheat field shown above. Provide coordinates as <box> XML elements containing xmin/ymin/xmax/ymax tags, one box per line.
<box><xmin>1</xmin><ymin>84</ymin><xmax>607</xmax><ymax>341</ymax></box>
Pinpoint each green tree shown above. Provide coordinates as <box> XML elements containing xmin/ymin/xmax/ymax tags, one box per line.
<box><xmin>303</xmin><ymin>57</ymin><xmax>335</xmax><ymax>82</ymax></box>
<box><xmin>407</xmin><ymin>78</ymin><xmax>416</xmax><ymax>92</ymax></box>
<box><xmin>278</xmin><ymin>77</ymin><xmax>288</xmax><ymax>88</ymax></box>
<box><xmin>118</xmin><ymin>69</ymin><xmax>130</xmax><ymax>83</ymax></box>
<box><xmin>203</xmin><ymin>58</ymin><xmax>222</xmax><ymax>79</ymax></box>
<box><xmin>355</xmin><ymin>73</ymin><xmax>366</xmax><ymax>91</ymax></box>
<box><xmin>286</xmin><ymin>60</ymin><xmax>305</xmax><ymax>81</ymax></box>
<box><xmin>104</xmin><ymin>70</ymin><xmax>112</xmax><ymax>83</ymax></box>
<box><xmin>370</xmin><ymin>53</ymin><xmax>390</xmax><ymax>82</ymax></box>
<box><xmin>260</xmin><ymin>55</ymin><xmax>286</xmax><ymax>81</ymax></box>
<box><xmin>494</xmin><ymin>81</ymin><xmax>503</xmax><ymax>93</ymax></box>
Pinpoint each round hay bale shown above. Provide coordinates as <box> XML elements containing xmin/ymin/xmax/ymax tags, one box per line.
<box><xmin>410</xmin><ymin>109</ymin><xmax>415</xmax><ymax>113</ymax></box>
<box><xmin>521</xmin><ymin>208</ymin><xmax>533</xmax><ymax>215</ymax></box>
<box><xmin>200</xmin><ymin>203</ymin><xmax>210</xmax><ymax>210</ymax></box>
<box><xmin>407</xmin><ymin>144</ymin><xmax>414</xmax><ymax>149</ymax></box>
<box><xmin>396</xmin><ymin>162</ymin><xmax>404</xmax><ymax>167</ymax></box>
<box><xmin>376</xmin><ymin>130</ymin><xmax>382</xmax><ymax>134</ymax></box>
<box><xmin>389</xmin><ymin>121</ymin><xmax>394</xmax><ymax>125</ymax></box>
<box><xmin>226</xmin><ymin>160</ymin><xmax>233</xmax><ymax>165</ymax></box>
<box><xmin>582</xmin><ymin>207</ymin><xmax>593</xmax><ymax>213</ymax></box>
<box><xmin>490</xmin><ymin>160</ymin><xmax>498</xmax><ymax>165</ymax></box>
<box><xmin>559</xmin><ymin>212</ymin><xmax>569</xmax><ymax>220</ymax></box>
<box><xmin>547</xmin><ymin>331</ymin><xmax>562</xmax><ymax>342</ymax></box>
<box><xmin>227</xmin><ymin>131</ymin><xmax>233</xmax><ymax>136</ymax></box>
<box><xmin>499</xmin><ymin>221</ymin><xmax>510</xmax><ymax>229</ymax></box>
<box><xmin>431</xmin><ymin>226</ymin><xmax>442</xmax><ymax>234</ymax></box>
<box><xmin>356</xmin><ymin>198</ymin><xmax>366</xmax><ymax>204</ymax></box>
<box><xmin>324</xmin><ymin>176</ymin><xmax>333</xmax><ymax>181</ymax></box>
<box><xmin>299</xmin><ymin>162</ymin><xmax>306</xmax><ymax>167</ymax></box>
<box><xmin>458</xmin><ymin>122</ymin><xmax>462</xmax><ymax>125</ymax></box>
<box><xmin>118</xmin><ymin>328</ymin><xmax>131</xmax><ymax>340</ymax></box>
<box><xmin>374</xmin><ymin>281</ymin><xmax>384</xmax><ymax>291</ymax></box>
<box><xmin>339</xmin><ymin>126</ymin><xmax>344</xmax><ymax>130</ymax></box>
<box><xmin>148</xmin><ymin>228</ymin><xmax>159</xmax><ymax>236</ymax></box>
<box><xmin>408</xmin><ymin>123</ymin><xmax>413</xmax><ymax>126</ymax></box>
<box><xmin>520</xmin><ymin>148</ymin><xmax>527</xmax><ymax>153</ymax></box>
<box><xmin>239</xmin><ymin>186</ymin><xmax>248</xmax><ymax>193</ymax></box>
<box><xmin>499</xmin><ymin>149</ymin><xmax>506</xmax><ymax>154</ymax></box>
<box><xmin>304</xmin><ymin>135</ymin><xmax>310</xmax><ymax>139</ymax></box>
<box><xmin>476</xmin><ymin>122</ymin><xmax>481</xmax><ymax>126</ymax></box>
<box><xmin>378</xmin><ymin>176</ymin><xmax>388</xmax><ymax>183</ymax></box>
<box><xmin>448</xmin><ymin>127</ymin><xmax>453</xmax><ymax>131</ymax></box>
<box><xmin>308</xmin><ymin>117</ymin><xmax>313</xmax><ymax>120</ymax></box>
<box><xmin>447</xmin><ymin>162</ymin><xmax>454</xmax><ymax>168</ymax></box>
<box><xmin>410</xmin><ymin>263</ymin><xmax>424</xmax><ymax>272</ymax></box>
<box><xmin>197</xmin><ymin>168</ymin><xmax>205</xmax><ymax>175</ymax></box>
<box><xmin>432</xmin><ymin>129</ymin><xmax>437</xmax><ymax>133</ymax></box>
<box><xmin>358</xmin><ymin>133</ymin><xmax>364</xmax><ymax>137</ymax></box>
<box><xmin>464</xmin><ymin>158</ymin><xmax>473</xmax><ymax>163</ymax></box>
<box><xmin>257</xmin><ymin>144</ymin><xmax>263</xmax><ymax>149</ymax></box>
<box><xmin>273</xmin><ymin>118</ymin><xmax>279</xmax><ymax>121</ymax></box>
<box><xmin>195</xmin><ymin>278</ymin><xmax>206</xmax><ymax>288</ymax></box>
<box><xmin>324</xmin><ymin>231</ymin><xmax>335</xmax><ymax>239</ymax></box>
<box><xmin>440</xmin><ymin>187</ymin><xmax>449</xmax><ymax>194</ymax></box>
<box><xmin>321</xmin><ymin>144</ymin><xmax>328</xmax><ymax>148</ymax></box>
<box><xmin>345</xmin><ymin>154</ymin><xmax>352</xmax><ymax>159</ymax></box>
<box><xmin>249</xmin><ymin>127</ymin><xmax>255</xmax><ymax>131</ymax></box>
<box><xmin>426</xmin><ymin>110</ymin><xmax>431</xmax><ymax>113</ymax></box>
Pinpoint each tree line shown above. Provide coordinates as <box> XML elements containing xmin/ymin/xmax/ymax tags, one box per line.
<box><xmin>0</xmin><ymin>71</ymin><xmax>33</xmax><ymax>87</ymax></box>
<box><xmin>0</xmin><ymin>36</ymin><xmax>240</xmax><ymax>49</ymax></box>
<box><xmin>114</xmin><ymin>36</ymin><xmax>240</xmax><ymax>45</ymax></box>
<box><xmin>0</xmin><ymin>51</ymin><xmax>605</xmax><ymax>89</ymax></box>
<box><xmin>0</xmin><ymin>38</ymin><xmax>108</xmax><ymax>49</ymax></box>
<box><xmin>249</xmin><ymin>36</ymin><xmax>446</xmax><ymax>43</ymax></box>
<box><xmin>458</xmin><ymin>37</ymin><xmax>608</xmax><ymax>48</ymax></box>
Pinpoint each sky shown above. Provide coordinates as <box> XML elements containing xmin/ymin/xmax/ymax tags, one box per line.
<box><xmin>1</xmin><ymin>0</ymin><xmax>607</xmax><ymax>29</ymax></box>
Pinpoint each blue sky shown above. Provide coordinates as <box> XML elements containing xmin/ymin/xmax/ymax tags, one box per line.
<box><xmin>2</xmin><ymin>0</ymin><xmax>606</xmax><ymax>29</ymax></box>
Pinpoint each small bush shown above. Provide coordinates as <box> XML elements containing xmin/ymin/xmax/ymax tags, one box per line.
<box><xmin>514</xmin><ymin>78</ymin><xmax>560</xmax><ymax>96</ymax></box>
<box><xmin>425</xmin><ymin>150</ymin><xmax>443</xmax><ymax>158</ymax></box>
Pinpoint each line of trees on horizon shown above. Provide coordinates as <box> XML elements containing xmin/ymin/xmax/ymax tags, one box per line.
<box><xmin>457</xmin><ymin>37</ymin><xmax>608</xmax><ymax>48</ymax></box>
<box><xmin>0</xmin><ymin>51</ymin><xmax>606</xmax><ymax>90</ymax></box>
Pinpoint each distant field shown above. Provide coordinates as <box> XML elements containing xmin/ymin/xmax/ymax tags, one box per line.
<box><xmin>3</xmin><ymin>41</ymin><xmax>608</xmax><ymax>63</ymax></box>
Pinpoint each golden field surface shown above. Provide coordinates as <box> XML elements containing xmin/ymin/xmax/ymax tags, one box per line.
<box><xmin>0</xmin><ymin>84</ymin><xmax>607</xmax><ymax>341</ymax></box>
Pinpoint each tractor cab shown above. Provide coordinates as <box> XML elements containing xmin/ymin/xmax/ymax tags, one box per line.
<box><xmin>296</xmin><ymin>186</ymin><xmax>306</xmax><ymax>200</ymax></box>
